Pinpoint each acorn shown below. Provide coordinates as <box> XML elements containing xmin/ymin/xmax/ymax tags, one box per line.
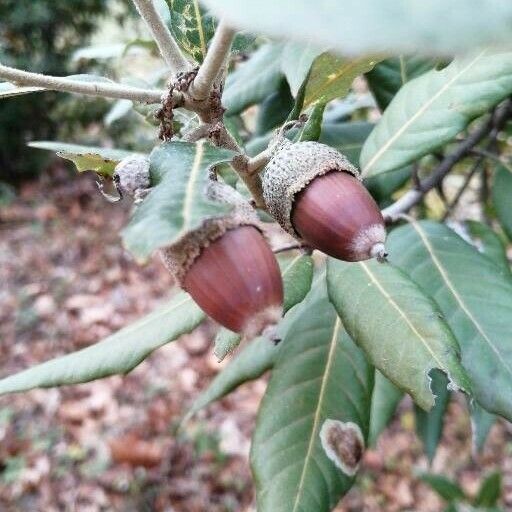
<box><xmin>160</xmin><ymin>183</ymin><xmax>283</xmax><ymax>338</ymax></box>
<box><xmin>262</xmin><ymin>138</ymin><xmax>387</xmax><ymax>262</ymax></box>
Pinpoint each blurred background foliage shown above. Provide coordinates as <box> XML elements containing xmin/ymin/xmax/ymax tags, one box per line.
<box><xmin>0</xmin><ymin>0</ymin><xmax>135</xmax><ymax>183</ymax></box>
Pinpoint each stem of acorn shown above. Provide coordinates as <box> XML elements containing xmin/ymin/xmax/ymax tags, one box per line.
<box><xmin>370</xmin><ymin>243</ymin><xmax>388</xmax><ymax>263</ymax></box>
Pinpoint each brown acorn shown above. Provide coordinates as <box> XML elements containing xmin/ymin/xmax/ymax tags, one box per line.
<box><xmin>160</xmin><ymin>184</ymin><xmax>283</xmax><ymax>338</ymax></box>
<box><xmin>262</xmin><ymin>139</ymin><xmax>387</xmax><ymax>262</ymax></box>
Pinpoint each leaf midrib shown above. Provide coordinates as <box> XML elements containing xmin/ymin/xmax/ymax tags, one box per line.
<box><xmin>362</xmin><ymin>50</ymin><xmax>487</xmax><ymax>176</ymax></box>
<box><xmin>181</xmin><ymin>141</ymin><xmax>204</xmax><ymax>234</ymax></box>
<box><xmin>358</xmin><ymin>261</ymin><xmax>446</xmax><ymax>373</ymax></box>
<box><xmin>410</xmin><ymin>220</ymin><xmax>512</xmax><ymax>379</ymax></box>
<box><xmin>291</xmin><ymin>318</ymin><xmax>341</xmax><ymax>512</ymax></box>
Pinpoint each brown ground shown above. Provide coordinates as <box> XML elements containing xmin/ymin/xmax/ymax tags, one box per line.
<box><xmin>0</xmin><ymin>167</ymin><xmax>511</xmax><ymax>511</ymax></box>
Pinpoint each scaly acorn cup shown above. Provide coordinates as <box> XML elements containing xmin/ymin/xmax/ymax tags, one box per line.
<box><xmin>262</xmin><ymin>138</ymin><xmax>387</xmax><ymax>262</ymax></box>
<box><xmin>160</xmin><ymin>182</ymin><xmax>283</xmax><ymax>339</ymax></box>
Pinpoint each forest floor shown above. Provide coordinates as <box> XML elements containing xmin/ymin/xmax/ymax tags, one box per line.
<box><xmin>1</xmin><ymin>167</ymin><xmax>511</xmax><ymax>512</ymax></box>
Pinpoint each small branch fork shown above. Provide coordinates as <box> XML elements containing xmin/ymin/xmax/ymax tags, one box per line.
<box><xmin>0</xmin><ymin>0</ymin><xmax>267</xmax><ymax>207</ymax></box>
<box><xmin>382</xmin><ymin>99</ymin><xmax>512</xmax><ymax>223</ymax></box>
<box><xmin>188</xmin><ymin>20</ymin><xmax>236</xmax><ymax>101</ymax></box>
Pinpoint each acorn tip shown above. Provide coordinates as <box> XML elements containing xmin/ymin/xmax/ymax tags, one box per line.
<box><xmin>370</xmin><ymin>243</ymin><xmax>388</xmax><ymax>263</ymax></box>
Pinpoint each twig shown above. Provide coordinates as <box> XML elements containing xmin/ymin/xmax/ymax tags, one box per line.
<box><xmin>189</xmin><ymin>20</ymin><xmax>236</xmax><ymax>101</ymax></box>
<box><xmin>0</xmin><ymin>63</ymin><xmax>165</xmax><ymax>102</ymax></box>
<box><xmin>208</xmin><ymin>122</ymin><xmax>242</xmax><ymax>152</ymax></box>
<box><xmin>273</xmin><ymin>242</ymin><xmax>309</xmax><ymax>254</ymax></box>
<box><xmin>247</xmin><ymin>149</ymin><xmax>273</xmax><ymax>175</ymax></box>
<box><xmin>441</xmin><ymin>155</ymin><xmax>485</xmax><ymax>221</ymax></box>
<box><xmin>470</xmin><ymin>148</ymin><xmax>512</xmax><ymax>169</ymax></box>
<box><xmin>382</xmin><ymin>100</ymin><xmax>512</xmax><ymax>222</ymax></box>
<box><xmin>131</xmin><ymin>0</ymin><xmax>189</xmax><ymax>73</ymax></box>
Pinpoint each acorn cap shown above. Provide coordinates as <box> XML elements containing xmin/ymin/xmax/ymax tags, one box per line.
<box><xmin>159</xmin><ymin>180</ymin><xmax>260</xmax><ymax>284</ymax></box>
<box><xmin>160</xmin><ymin>207</ymin><xmax>260</xmax><ymax>284</ymax></box>
<box><xmin>262</xmin><ymin>139</ymin><xmax>360</xmax><ymax>236</ymax></box>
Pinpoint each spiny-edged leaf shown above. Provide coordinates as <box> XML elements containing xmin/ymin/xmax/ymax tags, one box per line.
<box><xmin>464</xmin><ymin>220</ymin><xmax>510</xmax><ymax>275</ymax></box>
<box><xmin>319</xmin><ymin>121</ymin><xmax>411</xmax><ymax>203</ymax></box>
<box><xmin>201</xmin><ymin>0</ymin><xmax>512</xmax><ymax>56</ymax></box>
<box><xmin>470</xmin><ymin>401</ymin><xmax>496</xmax><ymax>454</ymax></box>
<box><xmin>420</xmin><ymin>473</ymin><xmax>466</xmax><ymax>502</ymax></box>
<box><xmin>213</xmin><ymin>253</ymin><xmax>314</xmax><ymax>361</ymax></box>
<box><xmin>366</xmin><ymin>56</ymin><xmax>438</xmax><ymax>110</ymax></box>
<box><xmin>303</xmin><ymin>53</ymin><xmax>380</xmax><ymax>110</ymax></box>
<box><xmin>415</xmin><ymin>370</ymin><xmax>450</xmax><ymax>462</ymax></box>
<box><xmin>223</xmin><ymin>43</ymin><xmax>284</xmax><ymax>115</ymax></box>
<box><xmin>327</xmin><ymin>258</ymin><xmax>470</xmax><ymax>411</ymax></box>
<box><xmin>492</xmin><ymin>165</ymin><xmax>512</xmax><ymax>241</ymax></box>
<box><xmin>28</xmin><ymin>141</ymin><xmax>137</xmax><ymax>177</ymax></box>
<box><xmin>280</xmin><ymin>42</ymin><xmax>323</xmax><ymax>97</ymax></box>
<box><xmin>186</xmin><ymin>337</ymin><xmax>276</xmax><ymax>421</ymax></box>
<box><xmin>251</xmin><ymin>276</ymin><xmax>373</xmax><ymax>511</ymax></box>
<box><xmin>361</xmin><ymin>51</ymin><xmax>512</xmax><ymax>177</ymax></box>
<box><xmin>167</xmin><ymin>0</ymin><xmax>216</xmax><ymax>63</ymax></box>
<box><xmin>122</xmin><ymin>141</ymin><xmax>235</xmax><ymax>261</ymax></box>
<box><xmin>255</xmin><ymin>79</ymin><xmax>294</xmax><ymax>136</ymax></box>
<box><xmin>475</xmin><ymin>471</ymin><xmax>502</xmax><ymax>507</ymax></box>
<box><xmin>0</xmin><ymin>292</ymin><xmax>203</xmax><ymax>395</ymax></box>
<box><xmin>368</xmin><ymin>371</ymin><xmax>403</xmax><ymax>446</ymax></box>
<box><xmin>387</xmin><ymin>220</ymin><xmax>512</xmax><ymax>421</ymax></box>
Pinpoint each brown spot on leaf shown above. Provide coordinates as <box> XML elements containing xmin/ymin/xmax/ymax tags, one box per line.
<box><xmin>319</xmin><ymin>419</ymin><xmax>364</xmax><ymax>476</ymax></box>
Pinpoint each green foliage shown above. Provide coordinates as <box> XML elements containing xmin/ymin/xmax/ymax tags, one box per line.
<box><xmin>186</xmin><ymin>337</ymin><xmax>276</xmax><ymax>421</ymax></box>
<box><xmin>361</xmin><ymin>51</ymin><xmax>512</xmax><ymax>177</ymax></box>
<box><xmin>470</xmin><ymin>402</ymin><xmax>497</xmax><ymax>453</ymax></box>
<box><xmin>166</xmin><ymin>0</ymin><xmax>216</xmax><ymax>63</ymax></box>
<box><xmin>366</xmin><ymin>56</ymin><xmax>438</xmax><ymax>110</ymax></box>
<box><xmin>465</xmin><ymin>220</ymin><xmax>511</xmax><ymax>274</ymax></box>
<box><xmin>475</xmin><ymin>472</ymin><xmax>502</xmax><ymax>508</ymax></box>
<box><xmin>201</xmin><ymin>0</ymin><xmax>512</xmax><ymax>56</ymax></box>
<box><xmin>414</xmin><ymin>370</ymin><xmax>450</xmax><ymax>462</ymax></box>
<box><xmin>327</xmin><ymin>258</ymin><xmax>470</xmax><ymax>411</ymax></box>
<box><xmin>251</xmin><ymin>276</ymin><xmax>374</xmax><ymax>511</ymax></box>
<box><xmin>388</xmin><ymin>221</ymin><xmax>512</xmax><ymax>421</ymax></box>
<box><xmin>0</xmin><ymin>292</ymin><xmax>204</xmax><ymax>394</ymax></box>
<box><xmin>223</xmin><ymin>43</ymin><xmax>284</xmax><ymax>114</ymax></box>
<box><xmin>5</xmin><ymin>3</ymin><xmax>512</xmax><ymax>511</ymax></box>
<box><xmin>368</xmin><ymin>371</ymin><xmax>403</xmax><ymax>446</ymax></box>
<box><xmin>420</xmin><ymin>474</ymin><xmax>467</xmax><ymax>503</ymax></box>
<box><xmin>0</xmin><ymin>0</ymin><xmax>111</xmax><ymax>181</ymax></box>
<box><xmin>29</xmin><ymin>141</ymin><xmax>138</xmax><ymax>176</ymax></box>
<box><xmin>492</xmin><ymin>165</ymin><xmax>512</xmax><ymax>241</ymax></box>
<box><xmin>301</xmin><ymin>54</ymin><xmax>380</xmax><ymax>110</ymax></box>
<box><xmin>122</xmin><ymin>141</ymin><xmax>235</xmax><ymax>261</ymax></box>
<box><xmin>421</xmin><ymin>470</ymin><xmax>502</xmax><ymax>510</ymax></box>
